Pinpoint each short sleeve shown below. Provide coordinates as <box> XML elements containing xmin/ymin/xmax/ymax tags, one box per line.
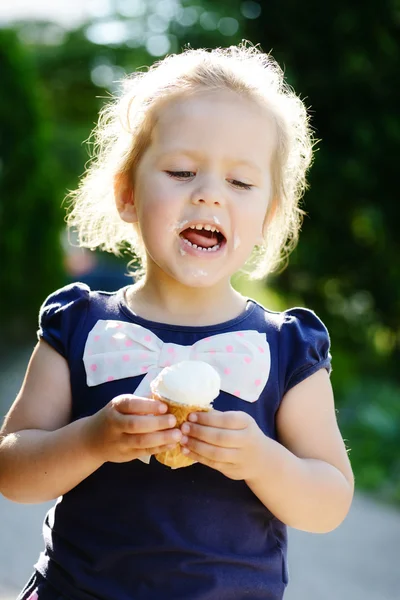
<box><xmin>280</xmin><ymin>308</ymin><xmax>332</xmax><ymax>396</ymax></box>
<box><xmin>37</xmin><ymin>283</ymin><xmax>90</xmax><ymax>358</ymax></box>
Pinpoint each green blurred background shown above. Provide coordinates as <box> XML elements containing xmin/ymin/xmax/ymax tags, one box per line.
<box><xmin>1</xmin><ymin>0</ymin><xmax>399</xmax><ymax>503</ymax></box>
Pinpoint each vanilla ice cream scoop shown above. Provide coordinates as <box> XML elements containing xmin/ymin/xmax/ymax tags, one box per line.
<box><xmin>150</xmin><ymin>360</ymin><xmax>221</xmax><ymax>468</ymax></box>
<box><xmin>150</xmin><ymin>360</ymin><xmax>220</xmax><ymax>407</ymax></box>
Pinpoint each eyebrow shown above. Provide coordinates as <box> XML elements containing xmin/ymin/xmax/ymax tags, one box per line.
<box><xmin>162</xmin><ymin>149</ymin><xmax>262</xmax><ymax>173</ymax></box>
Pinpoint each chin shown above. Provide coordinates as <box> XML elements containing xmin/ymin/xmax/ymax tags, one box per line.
<box><xmin>174</xmin><ymin>269</ymin><xmax>225</xmax><ymax>289</ymax></box>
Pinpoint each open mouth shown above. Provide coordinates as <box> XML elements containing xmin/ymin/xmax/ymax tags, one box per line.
<box><xmin>179</xmin><ymin>224</ymin><xmax>226</xmax><ymax>252</ymax></box>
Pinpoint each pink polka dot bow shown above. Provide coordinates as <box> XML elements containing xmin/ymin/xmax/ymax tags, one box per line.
<box><xmin>83</xmin><ymin>320</ymin><xmax>271</xmax><ymax>402</ymax></box>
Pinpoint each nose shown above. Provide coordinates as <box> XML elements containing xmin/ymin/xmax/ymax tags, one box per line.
<box><xmin>190</xmin><ymin>175</ymin><xmax>224</xmax><ymax>207</ymax></box>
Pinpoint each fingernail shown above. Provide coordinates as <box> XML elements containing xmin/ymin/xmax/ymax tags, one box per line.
<box><xmin>180</xmin><ymin>436</ymin><xmax>188</xmax><ymax>445</ymax></box>
<box><xmin>188</xmin><ymin>413</ymin><xmax>197</xmax><ymax>422</ymax></box>
<box><xmin>172</xmin><ymin>430</ymin><xmax>182</xmax><ymax>441</ymax></box>
<box><xmin>159</xmin><ymin>404</ymin><xmax>168</xmax><ymax>413</ymax></box>
<box><xmin>168</xmin><ymin>416</ymin><xmax>176</xmax><ymax>427</ymax></box>
<box><xmin>181</xmin><ymin>423</ymin><xmax>190</xmax><ymax>434</ymax></box>
<box><xmin>182</xmin><ymin>447</ymin><xmax>190</xmax><ymax>454</ymax></box>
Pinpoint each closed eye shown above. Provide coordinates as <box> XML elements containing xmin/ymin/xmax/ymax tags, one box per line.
<box><xmin>165</xmin><ymin>171</ymin><xmax>253</xmax><ymax>190</ymax></box>
<box><xmin>229</xmin><ymin>179</ymin><xmax>254</xmax><ymax>190</ymax></box>
<box><xmin>165</xmin><ymin>170</ymin><xmax>195</xmax><ymax>179</ymax></box>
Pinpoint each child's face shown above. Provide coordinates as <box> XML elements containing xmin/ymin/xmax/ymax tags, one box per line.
<box><xmin>120</xmin><ymin>89</ymin><xmax>275</xmax><ymax>289</ymax></box>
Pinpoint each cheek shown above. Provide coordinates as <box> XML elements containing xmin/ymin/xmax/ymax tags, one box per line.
<box><xmin>253</xmin><ymin>193</ymin><xmax>271</xmax><ymax>228</ymax></box>
<box><xmin>137</xmin><ymin>177</ymin><xmax>170</xmax><ymax>218</ymax></box>
<box><xmin>137</xmin><ymin>186</ymin><xmax>181</xmax><ymax>242</ymax></box>
<box><xmin>233</xmin><ymin>201</ymin><xmax>269</xmax><ymax>251</ymax></box>
<box><xmin>238</xmin><ymin>200</ymin><xmax>268</xmax><ymax>233</ymax></box>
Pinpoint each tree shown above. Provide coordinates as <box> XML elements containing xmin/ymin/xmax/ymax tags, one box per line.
<box><xmin>0</xmin><ymin>29</ymin><xmax>64</xmax><ymax>340</ymax></box>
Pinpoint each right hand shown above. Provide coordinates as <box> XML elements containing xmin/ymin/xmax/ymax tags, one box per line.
<box><xmin>84</xmin><ymin>394</ymin><xmax>182</xmax><ymax>463</ymax></box>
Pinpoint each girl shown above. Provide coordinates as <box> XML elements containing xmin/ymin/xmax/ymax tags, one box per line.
<box><xmin>0</xmin><ymin>44</ymin><xmax>354</xmax><ymax>600</ymax></box>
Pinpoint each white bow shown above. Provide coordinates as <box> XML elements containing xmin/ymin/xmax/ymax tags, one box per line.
<box><xmin>83</xmin><ymin>320</ymin><xmax>271</xmax><ymax>402</ymax></box>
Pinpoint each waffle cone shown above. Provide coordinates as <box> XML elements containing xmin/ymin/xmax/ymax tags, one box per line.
<box><xmin>152</xmin><ymin>392</ymin><xmax>211</xmax><ymax>468</ymax></box>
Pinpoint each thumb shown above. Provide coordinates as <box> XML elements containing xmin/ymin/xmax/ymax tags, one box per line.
<box><xmin>111</xmin><ymin>394</ymin><xmax>168</xmax><ymax>415</ymax></box>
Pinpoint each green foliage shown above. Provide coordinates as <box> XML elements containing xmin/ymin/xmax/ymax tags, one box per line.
<box><xmin>338</xmin><ymin>379</ymin><xmax>400</xmax><ymax>502</ymax></box>
<box><xmin>0</xmin><ymin>29</ymin><xmax>64</xmax><ymax>339</ymax></box>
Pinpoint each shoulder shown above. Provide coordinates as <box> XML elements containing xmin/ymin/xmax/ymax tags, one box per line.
<box><xmin>249</xmin><ymin>300</ymin><xmax>331</xmax><ymax>395</ymax></box>
<box><xmin>280</xmin><ymin>307</ymin><xmax>330</xmax><ymax>341</ymax></box>
<box><xmin>39</xmin><ymin>282</ymin><xmax>91</xmax><ymax>315</ymax></box>
<box><xmin>38</xmin><ymin>282</ymin><xmax>124</xmax><ymax>317</ymax></box>
<box><xmin>37</xmin><ymin>282</ymin><xmax>122</xmax><ymax>357</ymax></box>
<box><xmin>37</xmin><ymin>283</ymin><xmax>91</xmax><ymax>357</ymax></box>
<box><xmin>249</xmin><ymin>300</ymin><xmax>329</xmax><ymax>339</ymax></box>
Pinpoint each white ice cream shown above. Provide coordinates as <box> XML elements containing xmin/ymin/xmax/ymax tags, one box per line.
<box><xmin>150</xmin><ymin>360</ymin><xmax>220</xmax><ymax>406</ymax></box>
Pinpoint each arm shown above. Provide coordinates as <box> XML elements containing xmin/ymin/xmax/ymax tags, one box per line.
<box><xmin>245</xmin><ymin>369</ymin><xmax>354</xmax><ymax>533</ymax></box>
<box><xmin>180</xmin><ymin>369</ymin><xmax>354</xmax><ymax>533</ymax></box>
<box><xmin>0</xmin><ymin>341</ymin><xmax>181</xmax><ymax>504</ymax></box>
<box><xmin>0</xmin><ymin>341</ymin><xmax>101</xmax><ymax>503</ymax></box>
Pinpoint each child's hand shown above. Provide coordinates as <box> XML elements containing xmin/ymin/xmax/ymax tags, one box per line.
<box><xmin>85</xmin><ymin>394</ymin><xmax>182</xmax><ymax>464</ymax></box>
<box><xmin>180</xmin><ymin>410</ymin><xmax>266</xmax><ymax>480</ymax></box>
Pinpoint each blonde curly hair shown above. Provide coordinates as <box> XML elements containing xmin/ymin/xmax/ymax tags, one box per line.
<box><xmin>66</xmin><ymin>43</ymin><xmax>314</xmax><ymax>279</ymax></box>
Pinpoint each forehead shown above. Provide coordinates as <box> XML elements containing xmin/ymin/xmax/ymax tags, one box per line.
<box><xmin>150</xmin><ymin>89</ymin><xmax>276</xmax><ymax>165</ymax></box>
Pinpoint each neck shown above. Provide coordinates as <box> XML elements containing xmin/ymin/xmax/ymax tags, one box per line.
<box><xmin>127</xmin><ymin>272</ymin><xmax>246</xmax><ymax>327</ymax></box>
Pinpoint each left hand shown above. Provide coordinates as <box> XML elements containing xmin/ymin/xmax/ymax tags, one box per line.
<box><xmin>180</xmin><ymin>410</ymin><xmax>266</xmax><ymax>480</ymax></box>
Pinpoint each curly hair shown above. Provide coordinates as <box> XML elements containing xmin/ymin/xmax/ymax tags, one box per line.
<box><xmin>66</xmin><ymin>43</ymin><xmax>314</xmax><ymax>279</ymax></box>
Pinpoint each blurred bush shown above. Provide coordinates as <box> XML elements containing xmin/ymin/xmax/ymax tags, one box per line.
<box><xmin>0</xmin><ymin>29</ymin><xmax>64</xmax><ymax>341</ymax></box>
<box><xmin>339</xmin><ymin>378</ymin><xmax>400</xmax><ymax>504</ymax></box>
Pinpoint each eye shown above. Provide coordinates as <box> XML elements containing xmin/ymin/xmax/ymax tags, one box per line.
<box><xmin>165</xmin><ymin>170</ymin><xmax>195</xmax><ymax>179</ymax></box>
<box><xmin>229</xmin><ymin>179</ymin><xmax>254</xmax><ymax>190</ymax></box>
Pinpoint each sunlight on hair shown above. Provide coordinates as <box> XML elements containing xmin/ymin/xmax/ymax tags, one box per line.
<box><xmin>65</xmin><ymin>43</ymin><xmax>315</xmax><ymax>279</ymax></box>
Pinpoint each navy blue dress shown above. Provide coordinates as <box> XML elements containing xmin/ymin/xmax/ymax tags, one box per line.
<box><xmin>18</xmin><ymin>283</ymin><xmax>331</xmax><ymax>600</ymax></box>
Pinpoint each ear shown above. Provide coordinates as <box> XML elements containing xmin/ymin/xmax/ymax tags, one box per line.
<box><xmin>114</xmin><ymin>173</ymin><xmax>138</xmax><ymax>223</ymax></box>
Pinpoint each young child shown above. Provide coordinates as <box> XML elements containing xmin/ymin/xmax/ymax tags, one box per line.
<box><xmin>0</xmin><ymin>44</ymin><xmax>354</xmax><ymax>600</ymax></box>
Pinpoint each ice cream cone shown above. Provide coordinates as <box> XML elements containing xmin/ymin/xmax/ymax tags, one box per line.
<box><xmin>152</xmin><ymin>392</ymin><xmax>210</xmax><ymax>468</ymax></box>
<box><xmin>150</xmin><ymin>361</ymin><xmax>221</xmax><ymax>469</ymax></box>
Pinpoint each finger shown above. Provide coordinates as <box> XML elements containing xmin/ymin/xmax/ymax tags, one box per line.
<box><xmin>181</xmin><ymin>422</ymin><xmax>240</xmax><ymax>448</ymax></box>
<box><xmin>123</xmin><ymin>428</ymin><xmax>182</xmax><ymax>449</ymax></box>
<box><xmin>188</xmin><ymin>410</ymin><xmax>250</xmax><ymax>429</ymax></box>
<box><xmin>181</xmin><ymin>445</ymin><xmax>237</xmax><ymax>472</ymax></box>
<box><xmin>112</xmin><ymin>395</ymin><xmax>168</xmax><ymax>415</ymax></box>
<box><xmin>117</xmin><ymin>413</ymin><xmax>177</xmax><ymax>434</ymax></box>
<box><xmin>137</xmin><ymin>443</ymin><xmax>178</xmax><ymax>457</ymax></box>
<box><xmin>181</xmin><ymin>437</ymin><xmax>238</xmax><ymax>464</ymax></box>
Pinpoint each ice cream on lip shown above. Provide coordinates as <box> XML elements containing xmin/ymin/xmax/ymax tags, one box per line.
<box><xmin>178</xmin><ymin>220</ymin><xmax>228</xmax><ymax>252</ymax></box>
